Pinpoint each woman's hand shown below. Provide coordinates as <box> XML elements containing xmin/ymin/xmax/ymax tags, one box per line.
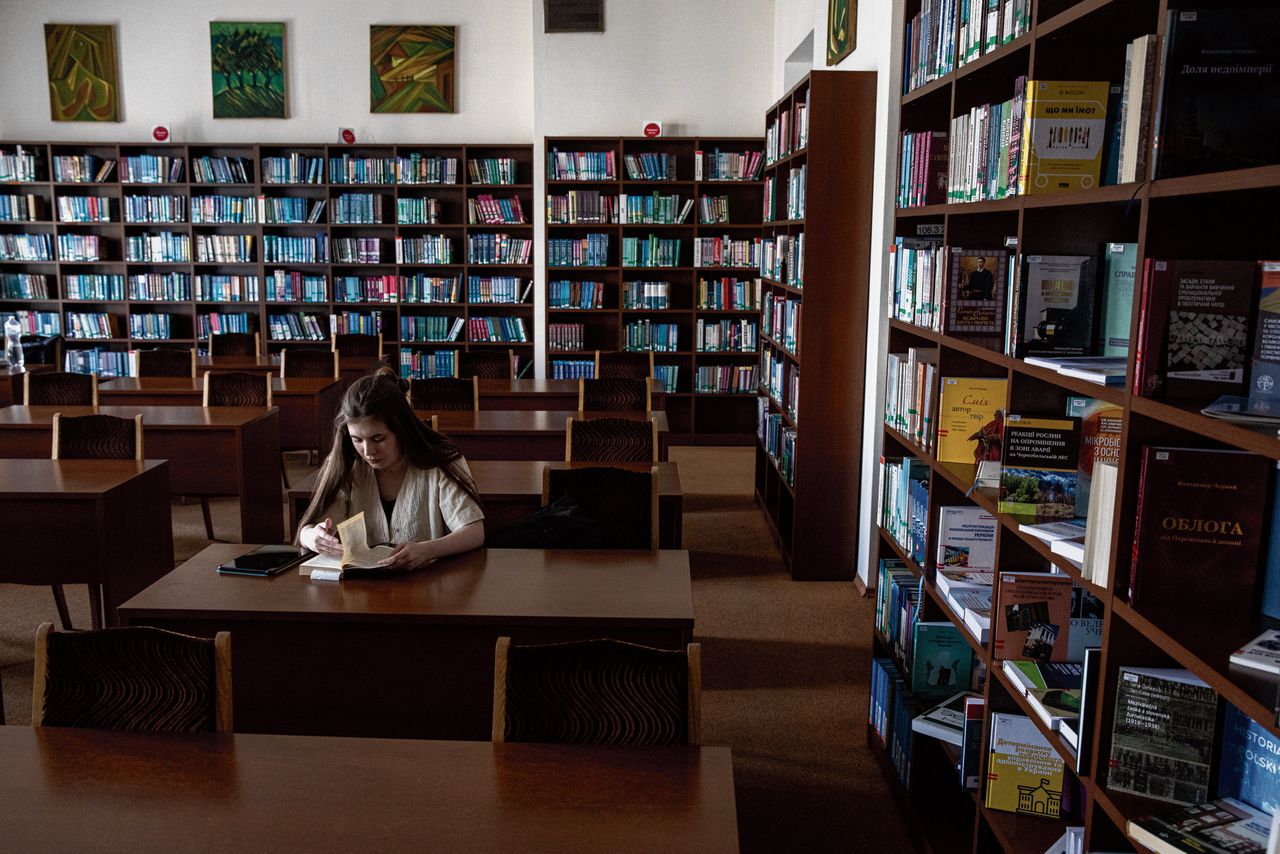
<box><xmin>301</xmin><ymin>517</ymin><xmax>342</xmax><ymax>555</ymax></box>
<box><xmin>378</xmin><ymin>540</ymin><xmax>437</xmax><ymax>571</ymax></box>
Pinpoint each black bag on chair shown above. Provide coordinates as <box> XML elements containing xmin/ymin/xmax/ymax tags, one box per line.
<box><xmin>487</xmin><ymin>494</ymin><xmax>606</xmax><ymax>549</ymax></box>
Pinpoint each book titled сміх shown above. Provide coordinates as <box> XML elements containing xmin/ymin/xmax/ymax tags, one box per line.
<box><xmin>935</xmin><ymin>377</ymin><xmax>1008</xmax><ymax>465</ymax></box>
<box><xmin>1128</xmin><ymin>446</ymin><xmax>1268</xmax><ymax>620</ymax></box>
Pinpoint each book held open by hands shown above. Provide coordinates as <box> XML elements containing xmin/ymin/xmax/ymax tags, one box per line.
<box><xmin>300</xmin><ymin>511</ymin><xmax>397</xmax><ymax>579</ymax></box>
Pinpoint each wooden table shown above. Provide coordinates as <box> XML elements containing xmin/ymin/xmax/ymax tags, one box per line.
<box><xmin>286</xmin><ymin>460</ymin><xmax>685</xmax><ymax>547</ymax></box>
<box><xmin>0</xmin><ymin>363</ymin><xmax>51</xmax><ymax>406</ymax></box>
<box><xmin>422</xmin><ymin>409</ymin><xmax>671</xmax><ymax>461</ymax></box>
<box><xmin>476</xmin><ymin>378</ymin><xmax>666</xmax><ymax>411</ymax></box>
<box><xmin>99</xmin><ymin>376</ymin><xmax>341</xmax><ymax>451</ymax></box>
<box><xmin>120</xmin><ymin>543</ymin><xmax>694</xmax><ymax>740</ymax></box>
<box><xmin>0</xmin><ymin>405</ymin><xmax>283</xmax><ymax>543</ymax></box>
<box><xmin>1</xmin><ymin>727</ymin><xmax>738</xmax><ymax>854</ymax></box>
<box><xmin>0</xmin><ymin>459</ymin><xmax>173</xmax><ymax>626</ymax></box>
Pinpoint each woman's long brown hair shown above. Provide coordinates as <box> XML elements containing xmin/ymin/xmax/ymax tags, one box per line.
<box><xmin>297</xmin><ymin>366</ymin><xmax>482</xmax><ymax>534</ymax></box>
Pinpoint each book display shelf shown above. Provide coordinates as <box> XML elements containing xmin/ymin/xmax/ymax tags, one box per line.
<box><xmin>874</xmin><ymin>1</ymin><xmax>1280</xmax><ymax>852</ymax></box>
<box><xmin>755</xmin><ymin>70</ymin><xmax>877</xmax><ymax>580</ymax></box>
<box><xmin>0</xmin><ymin>141</ymin><xmax>534</xmax><ymax>378</ymax></box>
<box><xmin>543</xmin><ymin>135</ymin><xmax>765</xmax><ymax>442</ymax></box>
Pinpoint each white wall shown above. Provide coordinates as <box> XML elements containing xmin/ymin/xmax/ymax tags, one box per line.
<box><xmin>771</xmin><ymin>0</ymin><xmax>901</xmax><ymax>587</ymax></box>
<box><xmin>0</xmin><ymin>0</ymin><xmax>534</xmax><ymax>143</ymax></box>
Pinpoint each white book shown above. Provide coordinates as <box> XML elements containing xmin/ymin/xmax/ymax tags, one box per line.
<box><xmin>1082</xmin><ymin>462</ymin><xmax>1117</xmax><ymax>586</ymax></box>
<box><xmin>910</xmin><ymin>690</ymin><xmax>978</xmax><ymax>747</ymax></box>
<box><xmin>936</xmin><ymin>505</ymin><xmax>998</xmax><ymax>571</ymax></box>
<box><xmin>1019</xmin><ymin>519</ymin><xmax>1088</xmax><ymax>542</ymax></box>
<box><xmin>1230</xmin><ymin>629</ymin><xmax>1280</xmax><ymax>676</ymax></box>
<box><xmin>1050</xmin><ymin>537</ymin><xmax>1086</xmax><ymax>563</ymax></box>
<box><xmin>936</xmin><ymin>569</ymin><xmax>994</xmax><ymax>600</ymax></box>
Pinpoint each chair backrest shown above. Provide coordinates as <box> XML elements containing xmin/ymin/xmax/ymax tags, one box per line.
<box><xmin>25</xmin><ymin>371</ymin><xmax>97</xmax><ymax>406</ymax></box>
<box><xmin>203</xmin><ymin>371</ymin><xmax>272</xmax><ymax>408</ymax></box>
<box><xmin>332</xmin><ymin>332</ymin><xmax>383</xmax><ymax>358</ymax></box>
<box><xmin>543</xmin><ymin>465</ymin><xmax>658</xmax><ymax>550</ymax></box>
<box><xmin>565</xmin><ymin>416</ymin><xmax>659</xmax><ymax>463</ymax></box>
<box><xmin>458</xmin><ymin>348</ymin><xmax>514</xmax><ymax>379</ymax></box>
<box><xmin>579</xmin><ymin>377</ymin><xmax>652</xmax><ymax>412</ymax></box>
<box><xmin>595</xmin><ymin>350</ymin><xmax>654</xmax><ymax>379</ymax></box>
<box><xmin>52</xmin><ymin>412</ymin><xmax>144</xmax><ymax>460</ymax></box>
<box><xmin>408</xmin><ymin>376</ymin><xmax>478</xmax><ymax>412</ymax></box>
<box><xmin>492</xmin><ymin>637</ymin><xmax>700</xmax><ymax>746</ymax></box>
<box><xmin>281</xmin><ymin>348</ymin><xmax>339</xmax><ymax>379</ymax></box>
<box><xmin>208</xmin><ymin>331</ymin><xmax>260</xmax><ymax>358</ymax></box>
<box><xmin>32</xmin><ymin>621</ymin><xmax>233</xmax><ymax>733</ymax></box>
<box><xmin>20</xmin><ymin>333</ymin><xmax>63</xmax><ymax>366</ymax></box>
<box><xmin>135</xmin><ymin>347</ymin><xmax>196</xmax><ymax>378</ymax></box>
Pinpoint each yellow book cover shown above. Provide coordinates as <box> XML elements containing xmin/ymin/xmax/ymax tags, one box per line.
<box><xmin>984</xmin><ymin>712</ymin><xmax>1065</xmax><ymax>818</ymax></box>
<box><xmin>935</xmin><ymin>377</ymin><xmax>1009</xmax><ymax>465</ymax></box>
<box><xmin>1019</xmin><ymin>80</ymin><xmax>1110</xmax><ymax>195</ymax></box>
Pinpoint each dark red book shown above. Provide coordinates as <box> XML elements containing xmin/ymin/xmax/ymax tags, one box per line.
<box><xmin>1128</xmin><ymin>446</ymin><xmax>1269</xmax><ymax>619</ymax></box>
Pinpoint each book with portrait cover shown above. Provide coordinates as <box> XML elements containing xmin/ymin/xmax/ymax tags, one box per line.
<box><xmin>999</xmin><ymin>415</ymin><xmax>1080</xmax><ymax>519</ymax></box>
<box><xmin>935</xmin><ymin>377</ymin><xmax>1008</xmax><ymax>465</ymax></box>
<box><xmin>1128</xmin><ymin>446</ymin><xmax>1269</xmax><ymax>619</ymax></box>
<box><xmin>1010</xmin><ymin>254</ymin><xmax>1098</xmax><ymax>358</ymax></box>
<box><xmin>943</xmin><ymin>247</ymin><xmax>1008</xmax><ymax>335</ymax></box>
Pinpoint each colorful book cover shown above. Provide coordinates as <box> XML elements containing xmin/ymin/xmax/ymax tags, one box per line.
<box><xmin>1248</xmin><ymin>261</ymin><xmax>1280</xmax><ymax>399</ymax></box>
<box><xmin>943</xmin><ymin>247</ymin><xmax>1008</xmax><ymax>335</ymax></box>
<box><xmin>910</xmin><ymin>690</ymin><xmax>977</xmax><ymax>746</ymax></box>
<box><xmin>1128</xmin><ymin>446</ymin><xmax>1268</xmax><ymax>619</ymax></box>
<box><xmin>1064</xmin><ymin>396</ymin><xmax>1122</xmax><ymax>518</ymax></box>
<box><xmin>1152</xmin><ymin>8</ymin><xmax>1280</xmax><ymax>179</ymax></box>
<box><xmin>1128</xmin><ymin>798</ymin><xmax>1272</xmax><ymax>854</ymax></box>
<box><xmin>1013</xmin><ymin>254</ymin><xmax>1097</xmax><ymax>357</ymax></box>
<box><xmin>985</xmin><ymin>712</ymin><xmax>1065</xmax><ymax>817</ymax></box>
<box><xmin>1066</xmin><ymin>586</ymin><xmax>1104</xmax><ymax>663</ymax></box>
<box><xmin>1003</xmin><ymin>659</ymin><xmax>1083</xmax><ymax>726</ymax></box>
<box><xmin>1019</xmin><ymin>80</ymin><xmax>1110</xmax><ymax>195</ymax></box>
<box><xmin>935</xmin><ymin>505</ymin><xmax>998</xmax><ymax>570</ymax></box>
<box><xmin>1107</xmin><ymin>667</ymin><xmax>1218</xmax><ymax>805</ymax></box>
<box><xmin>993</xmin><ymin>572</ymin><xmax>1075</xmax><ymax>661</ymax></box>
<box><xmin>1099</xmin><ymin>242</ymin><xmax>1137</xmax><ymax>356</ymax></box>
<box><xmin>935</xmin><ymin>377</ymin><xmax>1008</xmax><ymax>465</ymax></box>
<box><xmin>999</xmin><ymin>415</ymin><xmax>1080</xmax><ymax>519</ymax></box>
<box><xmin>911</xmin><ymin>621</ymin><xmax>974</xmax><ymax>697</ymax></box>
<box><xmin>1217</xmin><ymin>703</ymin><xmax>1280</xmax><ymax>816</ymax></box>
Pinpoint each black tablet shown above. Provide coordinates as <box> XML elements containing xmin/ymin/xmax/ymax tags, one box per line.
<box><xmin>217</xmin><ymin>545</ymin><xmax>311</xmax><ymax>577</ymax></box>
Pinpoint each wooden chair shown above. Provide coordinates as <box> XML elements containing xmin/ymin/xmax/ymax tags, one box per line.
<box><xmin>49</xmin><ymin>412</ymin><xmax>145</xmax><ymax>629</ymax></box>
<box><xmin>408</xmin><ymin>376</ymin><xmax>478</xmax><ymax>412</ymax></box>
<box><xmin>32</xmin><ymin>622</ymin><xmax>232</xmax><ymax>733</ymax></box>
<box><xmin>135</xmin><ymin>347</ymin><xmax>196</xmax><ymax>378</ymax></box>
<box><xmin>332</xmin><ymin>332</ymin><xmax>383</xmax><ymax>358</ymax></box>
<box><xmin>579</xmin><ymin>377</ymin><xmax>652</xmax><ymax>412</ymax></box>
<box><xmin>543</xmin><ymin>465</ymin><xmax>658</xmax><ymax>550</ymax></box>
<box><xmin>208</xmin><ymin>331</ymin><xmax>260</xmax><ymax>358</ymax></box>
<box><xmin>492</xmin><ymin>636</ymin><xmax>701</xmax><ymax>746</ymax></box>
<box><xmin>280</xmin><ymin>348</ymin><xmax>339</xmax><ymax>379</ymax></box>
<box><xmin>595</xmin><ymin>350</ymin><xmax>654</xmax><ymax>379</ymax></box>
<box><xmin>566</xmin><ymin>416</ymin><xmax>659</xmax><ymax>463</ymax></box>
<box><xmin>24</xmin><ymin>371</ymin><xmax>97</xmax><ymax>406</ymax></box>
<box><xmin>201</xmin><ymin>372</ymin><xmax>272</xmax><ymax>538</ymax></box>
<box><xmin>458</xmin><ymin>348</ymin><xmax>515</xmax><ymax>379</ymax></box>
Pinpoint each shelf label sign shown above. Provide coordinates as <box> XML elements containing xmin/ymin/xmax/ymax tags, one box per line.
<box><xmin>151</xmin><ymin>126</ymin><xmax>170</xmax><ymax>143</ymax></box>
<box><xmin>642</xmin><ymin>121</ymin><xmax>663</xmax><ymax>138</ymax></box>
<box><xmin>338</xmin><ymin>128</ymin><xmax>356</xmax><ymax>144</ymax></box>
<box><xmin>916</xmin><ymin>223</ymin><xmax>944</xmax><ymax>236</ymax></box>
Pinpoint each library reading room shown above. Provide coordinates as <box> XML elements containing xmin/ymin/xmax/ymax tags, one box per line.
<box><xmin>2</xmin><ymin>1</ymin><xmax>1278</xmax><ymax>852</ymax></box>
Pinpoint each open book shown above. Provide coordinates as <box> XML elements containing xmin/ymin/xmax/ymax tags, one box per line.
<box><xmin>299</xmin><ymin>512</ymin><xmax>397</xmax><ymax>578</ymax></box>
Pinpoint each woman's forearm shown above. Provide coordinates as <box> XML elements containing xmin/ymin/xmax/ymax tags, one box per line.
<box><xmin>425</xmin><ymin>519</ymin><xmax>485</xmax><ymax>559</ymax></box>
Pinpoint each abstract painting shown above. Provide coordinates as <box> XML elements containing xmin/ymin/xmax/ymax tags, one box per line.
<box><xmin>370</xmin><ymin>25</ymin><xmax>455</xmax><ymax>113</ymax></box>
<box><xmin>826</xmin><ymin>0</ymin><xmax>855</xmax><ymax>66</ymax></box>
<box><xmin>45</xmin><ymin>24</ymin><xmax>120</xmax><ymax>122</ymax></box>
<box><xmin>210</xmin><ymin>22</ymin><xmax>287</xmax><ymax>119</ymax></box>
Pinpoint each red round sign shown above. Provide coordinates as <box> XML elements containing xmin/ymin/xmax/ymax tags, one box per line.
<box><xmin>340</xmin><ymin>128</ymin><xmax>356</xmax><ymax>144</ymax></box>
<box><xmin>152</xmin><ymin>126</ymin><xmax>169</xmax><ymax>142</ymax></box>
<box><xmin>643</xmin><ymin>122</ymin><xmax>661</xmax><ymax>138</ymax></box>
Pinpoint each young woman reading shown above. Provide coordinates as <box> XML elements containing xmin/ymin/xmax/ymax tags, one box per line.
<box><xmin>297</xmin><ymin>367</ymin><xmax>484</xmax><ymax>569</ymax></box>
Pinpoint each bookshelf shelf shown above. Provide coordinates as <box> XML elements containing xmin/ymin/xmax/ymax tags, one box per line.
<box><xmin>0</xmin><ymin>140</ymin><xmax>536</xmax><ymax>378</ymax></box>
<box><xmin>875</xmin><ymin>0</ymin><xmax>1280</xmax><ymax>850</ymax></box>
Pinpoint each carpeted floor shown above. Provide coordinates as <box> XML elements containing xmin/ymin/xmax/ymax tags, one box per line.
<box><xmin>0</xmin><ymin>446</ymin><xmax>910</xmax><ymax>852</ymax></box>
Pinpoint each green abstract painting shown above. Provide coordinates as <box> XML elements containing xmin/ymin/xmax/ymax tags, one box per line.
<box><xmin>826</xmin><ymin>0</ymin><xmax>855</xmax><ymax>66</ymax></box>
<box><xmin>370</xmin><ymin>25</ymin><xmax>456</xmax><ymax>114</ymax></box>
<box><xmin>45</xmin><ymin>24</ymin><xmax>120</xmax><ymax>122</ymax></box>
<box><xmin>210</xmin><ymin>21</ymin><xmax>286</xmax><ymax>119</ymax></box>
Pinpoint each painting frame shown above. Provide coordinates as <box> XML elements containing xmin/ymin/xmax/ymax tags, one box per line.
<box><xmin>370</xmin><ymin>25</ymin><xmax>456</xmax><ymax>114</ymax></box>
<box><xmin>826</xmin><ymin>0</ymin><xmax>855</xmax><ymax>66</ymax></box>
<box><xmin>44</xmin><ymin>23</ymin><xmax>121</xmax><ymax>122</ymax></box>
<box><xmin>210</xmin><ymin>21</ymin><xmax>287</xmax><ymax>119</ymax></box>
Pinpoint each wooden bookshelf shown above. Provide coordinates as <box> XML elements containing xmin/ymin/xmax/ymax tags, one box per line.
<box><xmin>0</xmin><ymin>141</ymin><xmax>535</xmax><ymax>378</ymax></box>
<box><xmin>873</xmin><ymin>1</ymin><xmax>1280</xmax><ymax>851</ymax></box>
<box><xmin>543</xmin><ymin>135</ymin><xmax>764</xmax><ymax>442</ymax></box>
<box><xmin>755</xmin><ymin>71</ymin><xmax>877</xmax><ymax>580</ymax></box>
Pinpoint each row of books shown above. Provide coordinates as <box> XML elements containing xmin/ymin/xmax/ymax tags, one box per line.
<box><xmin>621</xmin><ymin>236</ymin><xmax>681</xmax><ymax>268</ymax></box>
<box><xmin>765</xmin><ymin>99</ymin><xmax>808</xmax><ymax>165</ymax></box>
<box><xmin>0</xmin><ymin>193</ymin><xmax>41</xmax><ymax>222</ymax></box>
<box><xmin>7</xmin><ymin>310</ymin><xmax>60</xmax><ymax>335</ymax></box>
<box><xmin>398</xmin><ymin>349</ymin><xmax>457</xmax><ymax>380</ymax></box>
<box><xmin>623</xmin><ymin>321</ymin><xmax>678</xmax><ymax>352</ymax></box>
<box><xmin>547</xmin><ymin>149</ymin><xmax>616</xmax><ymax>182</ymax></box>
<box><xmin>0</xmin><ymin>273</ymin><xmax>49</xmax><ymax>298</ymax></box>
<box><xmin>694</xmin><ymin>319</ymin><xmax>757</xmax><ymax>353</ymax></box>
<box><xmin>325</xmin><ymin>155</ymin><xmax>461</xmax><ymax>186</ymax></box>
<box><xmin>903</xmin><ymin>0</ymin><xmax>1029</xmax><ymax>93</ymax></box>
<box><xmin>757</xmin><ymin>402</ymin><xmax>796</xmax><ymax>486</ymax></box>
<box><xmin>762</xmin><ymin>293</ymin><xmax>799</xmax><ymax>354</ymax></box>
<box><xmin>330</xmin><ymin>312</ymin><xmax>382</xmax><ymax>335</ymax></box>
<box><xmin>466</xmin><ymin>158</ymin><xmax>518</xmax><ymax>185</ymax></box>
<box><xmin>760</xmin><ymin>346</ymin><xmax>798</xmax><ymax>421</ymax></box>
<box><xmin>546</xmin><ymin>235</ymin><xmax>610</xmax><ymax>267</ymax></box>
<box><xmin>548</xmin><ymin>280</ymin><xmax>604</xmax><ymax>310</ymax></box>
<box><xmin>547</xmin><ymin>323</ymin><xmax>586</xmax><ymax>352</ymax></box>
<box><xmin>548</xmin><ymin>358</ymin><xmax>595</xmax><ymax>379</ymax></box>
<box><xmin>196</xmin><ymin>234</ymin><xmax>253</xmax><ymax>264</ymax></box>
<box><xmin>760</xmin><ymin>233</ymin><xmax>803</xmax><ymax>287</ymax></box>
<box><xmin>699</xmin><ymin>277</ymin><xmax>760</xmax><ymax>311</ymax></box>
<box><xmin>467</xmin><ymin>195</ymin><xmax>525</xmax><ymax>225</ymax></box>
<box><xmin>391</xmin><ymin>236</ymin><xmax>451</xmax><ymax>265</ymax></box>
<box><xmin>695</xmin><ymin>364</ymin><xmax>756</xmax><ymax>394</ymax></box>
<box><xmin>623</xmin><ymin>281</ymin><xmax>670</xmax><ymax>310</ymax></box>
<box><xmin>196</xmin><ymin>312</ymin><xmax>252</xmax><ymax>338</ymax></box>
<box><xmin>262</xmin><ymin>234</ymin><xmax>326</xmax><ymax>264</ymax></box>
<box><xmin>623</xmin><ymin>153</ymin><xmax>676</xmax><ymax>182</ymax></box>
<box><xmin>126</xmin><ymin>272</ymin><xmax>192</xmax><ymax>301</ymax></box>
<box><xmin>464</xmin><ymin>234</ymin><xmax>532</xmax><ymax>266</ymax></box>
<box><xmin>698</xmin><ymin>150</ymin><xmax>763</xmax><ymax>182</ymax></box>
<box><xmin>66</xmin><ymin>312</ymin><xmax>116</xmax><ymax>339</ymax></box>
<box><xmin>123</xmin><ymin>195</ymin><xmax>186</xmax><ymax>224</ymax></box>
<box><xmin>117</xmin><ymin>155</ymin><xmax>185</xmax><ymax>184</ymax></box>
<box><xmin>467</xmin><ymin>316</ymin><xmax>528</xmax><ymax>343</ymax></box>
<box><xmin>59</xmin><ymin>234</ymin><xmax>106</xmax><ymax>262</ymax></box>
<box><xmin>267</xmin><ymin>312</ymin><xmax>328</xmax><ymax>341</ymax></box>
<box><xmin>127</xmin><ymin>313</ymin><xmax>173</xmax><ymax>340</ymax></box>
<box><xmin>695</xmin><ymin>236</ymin><xmax>760</xmax><ymax>269</ymax></box>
